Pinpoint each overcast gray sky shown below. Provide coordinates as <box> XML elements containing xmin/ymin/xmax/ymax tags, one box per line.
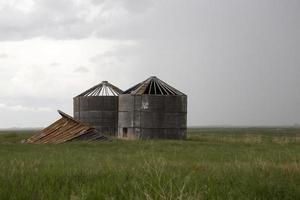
<box><xmin>0</xmin><ymin>0</ymin><xmax>299</xmax><ymax>128</ymax></box>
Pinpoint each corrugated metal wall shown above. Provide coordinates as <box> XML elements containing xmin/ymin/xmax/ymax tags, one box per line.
<box><xmin>74</xmin><ymin>96</ymin><xmax>119</xmax><ymax>136</ymax></box>
<box><xmin>118</xmin><ymin>94</ymin><xmax>187</xmax><ymax>139</ymax></box>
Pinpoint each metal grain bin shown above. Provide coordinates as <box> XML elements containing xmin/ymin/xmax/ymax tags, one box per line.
<box><xmin>118</xmin><ymin>76</ymin><xmax>187</xmax><ymax>140</ymax></box>
<box><xmin>73</xmin><ymin>81</ymin><xmax>123</xmax><ymax>136</ymax></box>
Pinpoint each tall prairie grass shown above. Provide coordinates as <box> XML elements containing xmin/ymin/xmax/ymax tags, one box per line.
<box><xmin>0</xmin><ymin>128</ymin><xmax>299</xmax><ymax>199</ymax></box>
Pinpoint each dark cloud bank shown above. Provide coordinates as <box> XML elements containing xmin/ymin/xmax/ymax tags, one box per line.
<box><xmin>0</xmin><ymin>0</ymin><xmax>300</xmax><ymax>127</ymax></box>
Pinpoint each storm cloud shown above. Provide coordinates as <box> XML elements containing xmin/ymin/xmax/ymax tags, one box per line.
<box><xmin>0</xmin><ymin>0</ymin><xmax>299</xmax><ymax>128</ymax></box>
<box><xmin>0</xmin><ymin>0</ymin><xmax>154</xmax><ymax>40</ymax></box>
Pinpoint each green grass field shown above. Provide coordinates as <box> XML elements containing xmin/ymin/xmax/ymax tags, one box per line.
<box><xmin>0</xmin><ymin>128</ymin><xmax>299</xmax><ymax>200</ymax></box>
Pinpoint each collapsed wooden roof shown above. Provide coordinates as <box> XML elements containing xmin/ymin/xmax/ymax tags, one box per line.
<box><xmin>27</xmin><ymin>110</ymin><xmax>108</xmax><ymax>144</ymax></box>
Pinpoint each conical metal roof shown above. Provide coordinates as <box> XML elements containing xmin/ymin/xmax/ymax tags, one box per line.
<box><xmin>123</xmin><ymin>76</ymin><xmax>185</xmax><ymax>96</ymax></box>
<box><xmin>76</xmin><ymin>81</ymin><xmax>123</xmax><ymax>97</ymax></box>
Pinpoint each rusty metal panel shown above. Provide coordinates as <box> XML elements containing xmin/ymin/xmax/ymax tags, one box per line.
<box><xmin>27</xmin><ymin>110</ymin><xmax>108</xmax><ymax>144</ymax></box>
